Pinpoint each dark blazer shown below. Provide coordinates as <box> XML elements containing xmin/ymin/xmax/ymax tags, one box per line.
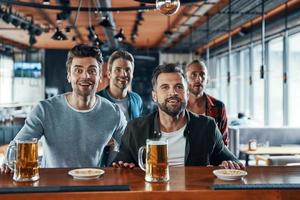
<box><xmin>114</xmin><ymin>110</ymin><xmax>239</xmax><ymax>166</ymax></box>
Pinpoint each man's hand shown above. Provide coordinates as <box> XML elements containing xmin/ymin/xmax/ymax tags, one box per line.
<box><xmin>112</xmin><ymin>161</ymin><xmax>135</xmax><ymax>169</ymax></box>
<box><xmin>0</xmin><ymin>163</ymin><xmax>13</xmax><ymax>174</ymax></box>
<box><xmin>219</xmin><ymin>160</ymin><xmax>245</xmax><ymax>170</ymax></box>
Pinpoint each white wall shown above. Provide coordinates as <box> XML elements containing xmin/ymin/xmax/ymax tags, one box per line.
<box><xmin>13</xmin><ymin>77</ymin><xmax>45</xmax><ymax>104</ymax></box>
<box><xmin>159</xmin><ymin>52</ymin><xmax>197</xmax><ymax>65</ymax></box>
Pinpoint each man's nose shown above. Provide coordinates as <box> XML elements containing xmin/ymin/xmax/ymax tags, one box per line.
<box><xmin>194</xmin><ymin>74</ymin><xmax>202</xmax><ymax>82</ymax></box>
<box><xmin>119</xmin><ymin>69</ymin><xmax>128</xmax><ymax>77</ymax></box>
<box><xmin>81</xmin><ymin>70</ymin><xmax>91</xmax><ymax>78</ymax></box>
<box><xmin>169</xmin><ymin>87</ymin><xmax>179</xmax><ymax>95</ymax></box>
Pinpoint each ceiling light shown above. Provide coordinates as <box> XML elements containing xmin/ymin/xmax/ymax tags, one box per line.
<box><xmin>11</xmin><ymin>17</ymin><xmax>21</xmax><ymax>27</ymax></box>
<box><xmin>93</xmin><ymin>37</ymin><xmax>104</xmax><ymax>47</ymax></box>
<box><xmin>42</xmin><ymin>0</ymin><xmax>50</xmax><ymax>5</ymax></box>
<box><xmin>29</xmin><ymin>34</ymin><xmax>37</xmax><ymax>46</ymax></box>
<box><xmin>156</xmin><ymin>0</ymin><xmax>180</xmax><ymax>16</ymax></box>
<box><xmin>65</xmin><ymin>26</ymin><xmax>71</xmax><ymax>33</ymax></box>
<box><xmin>51</xmin><ymin>27</ymin><xmax>68</xmax><ymax>40</ymax></box>
<box><xmin>2</xmin><ymin>12</ymin><xmax>12</xmax><ymax>24</ymax></box>
<box><xmin>99</xmin><ymin>15</ymin><xmax>112</xmax><ymax>28</ymax></box>
<box><xmin>114</xmin><ymin>29</ymin><xmax>126</xmax><ymax>42</ymax></box>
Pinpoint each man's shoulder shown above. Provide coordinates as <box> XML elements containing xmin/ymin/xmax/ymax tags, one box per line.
<box><xmin>205</xmin><ymin>93</ymin><xmax>225</xmax><ymax>107</ymax></box>
<box><xmin>188</xmin><ymin>111</ymin><xmax>216</xmax><ymax>126</ymax></box>
<box><xmin>97</xmin><ymin>95</ymin><xmax>119</xmax><ymax>111</ymax></box>
<box><xmin>127</xmin><ymin>112</ymin><xmax>155</xmax><ymax>127</ymax></box>
<box><xmin>128</xmin><ymin>91</ymin><xmax>142</xmax><ymax>101</ymax></box>
<box><xmin>40</xmin><ymin>94</ymin><xmax>65</xmax><ymax>107</ymax></box>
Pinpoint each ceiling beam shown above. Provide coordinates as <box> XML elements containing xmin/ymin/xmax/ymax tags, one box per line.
<box><xmin>196</xmin><ymin>0</ymin><xmax>300</xmax><ymax>54</ymax></box>
<box><xmin>0</xmin><ymin>36</ymin><xmax>28</xmax><ymax>49</ymax></box>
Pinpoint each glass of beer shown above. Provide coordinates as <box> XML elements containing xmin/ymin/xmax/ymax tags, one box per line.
<box><xmin>138</xmin><ymin>139</ymin><xmax>169</xmax><ymax>182</ymax></box>
<box><xmin>6</xmin><ymin>138</ymin><xmax>39</xmax><ymax>182</ymax></box>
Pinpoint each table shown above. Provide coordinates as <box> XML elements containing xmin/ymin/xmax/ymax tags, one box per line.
<box><xmin>240</xmin><ymin>146</ymin><xmax>300</xmax><ymax>166</ymax></box>
<box><xmin>1</xmin><ymin>167</ymin><xmax>300</xmax><ymax>200</ymax></box>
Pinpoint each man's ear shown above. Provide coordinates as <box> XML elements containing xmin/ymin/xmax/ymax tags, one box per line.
<box><xmin>152</xmin><ymin>90</ymin><xmax>157</xmax><ymax>102</ymax></box>
<box><xmin>67</xmin><ymin>72</ymin><xmax>71</xmax><ymax>83</ymax></box>
<box><xmin>107</xmin><ymin>70</ymin><xmax>111</xmax><ymax>79</ymax></box>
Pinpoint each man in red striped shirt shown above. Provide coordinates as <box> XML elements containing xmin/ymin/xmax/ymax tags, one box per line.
<box><xmin>185</xmin><ymin>60</ymin><xmax>229</xmax><ymax>146</ymax></box>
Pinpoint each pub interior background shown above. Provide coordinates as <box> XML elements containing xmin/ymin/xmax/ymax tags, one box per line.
<box><xmin>0</xmin><ymin>0</ymin><xmax>300</xmax><ymax>166</ymax></box>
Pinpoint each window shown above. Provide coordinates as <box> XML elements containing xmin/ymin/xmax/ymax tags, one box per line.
<box><xmin>268</xmin><ymin>37</ymin><xmax>283</xmax><ymax>126</ymax></box>
<box><xmin>0</xmin><ymin>55</ymin><xmax>13</xmax><ymax>104</ymax></box>
<box><xmin>240</xmin><ymin>48</ymin><xmax>250</xmax><ymax>116</ymax></box>
<box><xmin>219</xmin><ymin>56</ymin><xmax>228</xmax><ymax>107</ymax></box>
<box><xmin>229</xmin><ymin>52</ymin><xmax>239</xmax><ymax>117</ymax></box>
<box><xmin>252</xmin><ymin>44</ymin><xmax>264</xmax><ymax>125</ymax></box>
<box><xmin>289</xmin><ymin>33</ymin><xmax>300</xmax><ymax>126</ymax></box>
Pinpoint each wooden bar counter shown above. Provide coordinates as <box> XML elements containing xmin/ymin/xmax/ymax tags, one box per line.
<box><xmin>1</xmin><ymin>166</ymin><xmax>300</xmax><ymax>200</ymax></box>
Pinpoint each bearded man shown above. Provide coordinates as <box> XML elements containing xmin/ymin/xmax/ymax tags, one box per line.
<box><xmin>112</xmin><ymin>63</ymin><xmax>243</xmax><ymax>170</ymax></box>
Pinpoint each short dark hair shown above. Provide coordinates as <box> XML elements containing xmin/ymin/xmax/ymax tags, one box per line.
<box><xmin>66</xmin><ymin>44</ymin><xmax>103</xmax><ymax>72</ymax></box>
<box><xmin>151</xmin><ymin>63</ymin><xmax>186</xmax><ymax>91</ymax></box>
<box><xmin>108</xmin><ymin>50</ymin><xmax>134</xmax><ymax>71</ymax></box>
<box><xmin>184</xmin><ymin>59</ymin><xmax>207</xmax><ymax>74</ymax></box>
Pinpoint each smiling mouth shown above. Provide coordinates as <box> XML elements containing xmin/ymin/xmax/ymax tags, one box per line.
<box><xmin>79</xmin><ymin>82</ymin><xmax>93</xmax><ymax>87</ymax></box>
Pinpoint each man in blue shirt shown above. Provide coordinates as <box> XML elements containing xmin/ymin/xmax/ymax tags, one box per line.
<box><xmin>97</xmin><ymin>50</ymin><xmax>143</xmax><ymax>165</ymax></box>
<box><xmin>97</xmin><ymin>50</ymin><xmax>143</xmax><ymax>120</ymax></box>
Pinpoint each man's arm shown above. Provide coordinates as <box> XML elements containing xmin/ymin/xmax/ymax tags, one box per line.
<box><xmin>219</xmin><ymin>105</ymin><xmax>229</xmax><ymax>146</ymax></box>
<box><xmin>210</xmin><ymin>121</ymin><xmax>241</xmax><ymax>166</ymax></box>
<box><xmin>112</xmin><ymin>124</ymin><xmax>136</xmax><ymax>167</ymax></box>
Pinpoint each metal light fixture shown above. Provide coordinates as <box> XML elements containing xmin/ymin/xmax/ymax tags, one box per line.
<box><xmin>114</xmin><ymin>28</ymin><xmax>126</xmax><ymax>42</ymax></box>
<box><xmin>164</xmin><ymin>16</ymin><xmax>173</xmax><ymax>38</ymax></box>
<box><xmin>99</xmin><ymin>15</ymin><xmax>112</xmax><ymax>28</ymax></box>
<box><xmin>156</xmin><ymin>0</ymin><xmax>180</xmax><ymax>16</ymax></box>
<box><xmin>93</xmin><ymin>37</ymin><xmax>104</xmax><ymax>47</ymax></box>
<box><xmin>42</xmin><ymin>0</ymin><xmax>50</xmax><ymax>5</ymax></box>
<box><xmin>51</xmin><ymin>27</ymin><xmax>68</xmax><ymax>40</ymax></box>
<box><xmin>29</xmin><ymin>34</ymin><xmax>37</xmax><ymax>46</ymax></box>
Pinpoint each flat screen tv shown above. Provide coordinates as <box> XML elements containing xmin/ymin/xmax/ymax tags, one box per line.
<box><xmin>14</xmin><ymin>62</ymin><xmax>42</xmax><ymax>78</ymax></box>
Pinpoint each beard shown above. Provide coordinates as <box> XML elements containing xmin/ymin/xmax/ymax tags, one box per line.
<box><xmin>157</xmin><ymin>96</ymin><xmax>187</xmax><ymax>117</ymax></box>
<box><xmin>188</xmin><ymin>84</ymin><xmax>204</xmax><ymax>96</ymax></box>
<box><xmin>112</xmin><ymin>77</ymin><xmax>130</xmax><ymax>90</ymax></box>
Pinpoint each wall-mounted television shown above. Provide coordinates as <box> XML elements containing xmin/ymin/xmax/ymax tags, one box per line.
<box><xmin>14</xmin><ymin>62</ymin><xmax>42</xmax><ymax>78</ymax></box>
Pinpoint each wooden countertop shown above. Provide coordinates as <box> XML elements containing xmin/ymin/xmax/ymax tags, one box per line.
<box><xmin>0</xmin><ymin>167</ymin><xmax>300</xmax><ymax>200</ymax></box>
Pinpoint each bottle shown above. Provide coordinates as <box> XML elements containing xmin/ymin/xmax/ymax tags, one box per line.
<box><xmin>248</xmin><ymin>139</ymin><xmax>257</xmax><ymax>151</ymax></box>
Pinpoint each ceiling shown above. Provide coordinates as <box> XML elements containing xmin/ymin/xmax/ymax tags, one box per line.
<box><xmin>0</xmin><ymin>0</ymin><xmax>228</xmax><ymax>51</ymax></box>
<box><xmin>0</xmin><ymin>0</ymin><xmax>297</xmax><ymax>54</ymax></box>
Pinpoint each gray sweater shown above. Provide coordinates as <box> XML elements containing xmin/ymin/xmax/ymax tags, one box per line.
<box><xmin>11</xmin><ymin>94</ymin><xmax>127</xmax><ymax>168</ymax></box>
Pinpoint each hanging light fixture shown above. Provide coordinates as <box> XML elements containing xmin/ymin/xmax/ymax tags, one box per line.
<box><xmin>51</xmin><ymin>27</ymin><xmax>68</xmax><ymax>40</ymax></box>
<box><xmin>99</xmin><ymin>15</ymin><xmax>112</xmax><ymax>28</ymax></box>
<box><xmin>29</xmin><ymin>34</ymin><xmax>37</xmax><ymax>46</ymax></box>
<box><xmin>114</xmin><ymin>28</ymin><xmax>126</xmax><ymax>42</ymax></box>
<box><xmin>156</xmin><ymin>0</ymin><xmax>180</xmax><ymax>16</ymax></box>
<box><xmin>93</xmin><ymin>37</ymin><xmax>104</xmax><ymax>47</ymax></box>
<box><xmin>164</xmin><ymin>16</ymin><xmax>173</xmax><ymax>38</ymax></box>
<box><xmin>42</xmin><ymin>0</ymin><xmax>50</xmax><ymax>5</ymax></box>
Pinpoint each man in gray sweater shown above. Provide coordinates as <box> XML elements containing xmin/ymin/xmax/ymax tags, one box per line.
<box><xmin>1</xmin><ymin>44</ymin><xmax>126</xmax><ymax>171</ymax></box>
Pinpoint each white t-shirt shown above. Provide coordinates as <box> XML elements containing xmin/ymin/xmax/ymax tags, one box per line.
<box><xmin>107</xmin><ymin>93</ymin><xmax>130</xmax><ymax>121</ymax></box>
<box><xmin>160</xmin><ymin>124</ymin><xmax>187</xmax><ymax>167</ymax></box>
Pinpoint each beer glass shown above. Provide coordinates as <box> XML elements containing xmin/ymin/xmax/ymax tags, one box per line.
<box><xmin>138</xmin><ymin>139</ymin><xmax>169</xmax><ymax>182</ymax></box>
<box><xmin>6</xmin><ymin>138</ymin><xmax>40</xmax><ymax>182</ymax></box>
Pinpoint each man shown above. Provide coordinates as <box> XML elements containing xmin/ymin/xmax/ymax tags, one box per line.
<box><xmin>1</xmin><ymin>44</ymin><xmax>126</xmax><ymax>171</ymax></box>
<box><xmin>97</xmin><ymin>50</ymin><xmax>143</xmax><ymax>121</ymax></box>
<box><xmin>113</xmin><ymin>64</ymin><xmax>243</xmax><ymax>169</ymax></box>
<box><xmin>185</xmin><ymin>60</ymin><xmax>229</xmax><ymax>145</ymax></box>
<box><xmin>97</xmin><ymin>50</ymin><xmax>142</xmax><ymax>166</ymax></box>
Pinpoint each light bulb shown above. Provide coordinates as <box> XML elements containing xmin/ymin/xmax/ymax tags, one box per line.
<box><xmin>156</xmin><ymin>0</ymin><xmax>180</xmax><ymax>16</ymax></box>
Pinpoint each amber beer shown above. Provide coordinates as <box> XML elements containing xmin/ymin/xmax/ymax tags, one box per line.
<box><xmin>6</xmin><ymin>138</ymin><xmax>40</xmax><ymax>182</ymax></box>
<box><xmin>138</xmin><ymin>139</ymin><xmax>169</xmax><ymax>182</ymax></box>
